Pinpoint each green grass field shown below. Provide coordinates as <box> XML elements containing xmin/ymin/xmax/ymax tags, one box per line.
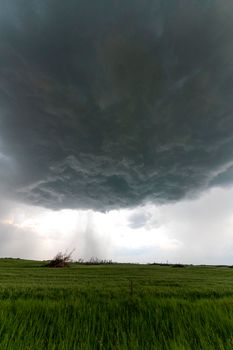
<box><xmin>1</xmin><ymin>260</ymin><xmax>233</xmax><ymax>349</ymax></box>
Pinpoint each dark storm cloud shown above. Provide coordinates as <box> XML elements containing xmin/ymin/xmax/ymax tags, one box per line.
<box><xmin>1</xmin><ymin>0</ymin><xmax>233</xmax><ymax>210</ymax></box>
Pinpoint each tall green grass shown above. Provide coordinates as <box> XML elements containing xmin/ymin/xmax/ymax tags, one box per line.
<box><xmin>0</xmin><ymin>261</ymin><xmax>233</xmax><ymax>349</ymax></box>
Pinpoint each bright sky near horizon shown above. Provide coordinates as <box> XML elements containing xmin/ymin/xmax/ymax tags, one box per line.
<box><xmin>1</xmin><ymin>185</ymin><xmax>233</xmax><ymax>264</ymax></box>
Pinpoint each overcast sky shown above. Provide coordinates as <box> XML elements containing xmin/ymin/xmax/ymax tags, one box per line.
<box><xmin>0</xmin><ymin>1</ymin><xmax>233</xmax><ymax>263</ymax></box>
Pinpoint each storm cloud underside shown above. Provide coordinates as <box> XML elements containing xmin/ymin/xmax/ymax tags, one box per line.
<box><xmin>1</xmin><ymin>0</ymin><xmax>233</xmax><ymax>210</ymax></box>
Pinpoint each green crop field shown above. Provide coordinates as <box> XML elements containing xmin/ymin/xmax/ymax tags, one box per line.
<box><xmin>1</xmin><ymin>260</ymin><xmax>233</xmax><ymax>349</ymax></box>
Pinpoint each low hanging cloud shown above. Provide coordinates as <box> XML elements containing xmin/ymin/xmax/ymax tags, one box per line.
<box><xmin>1</xmin><ymin>1</ymin><xmax>233</xmax><ymax>211</ymax></box>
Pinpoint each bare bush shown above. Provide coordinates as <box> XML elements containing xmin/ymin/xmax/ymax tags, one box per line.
<box><xmin>172</xmin><ymin>263</ymin><xmax>185</xmax><ymax>268</ymax></box>
<box><xmin>77</xmin><ymin>257</ymin><xmax>113</xmax><ymax>265</ymax></box>
<box><xmin>45</xmin><ymin>250</ymin><xmax>74</xmax><ymax>268</ymax></box>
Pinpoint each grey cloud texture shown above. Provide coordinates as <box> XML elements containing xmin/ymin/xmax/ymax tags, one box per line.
<box><xmin>0</xmin><ymin>1</ymin><xmax>233</xmax><ymax>210</ymax></box>
<box><xmin>128</xmin><ymin>211</ymin><xmax>152</xmax><ymax>229</ymax></box>
<box><xmin>0</xmin><ymin>222</ymin><xmax>42</xmax><ymax>259</ymax></box>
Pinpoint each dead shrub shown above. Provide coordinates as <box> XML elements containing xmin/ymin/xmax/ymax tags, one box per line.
<box><xmin>45</xmin><ymin>251</ymin><xmax>73</xmax><ymax>268</ymax></box>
